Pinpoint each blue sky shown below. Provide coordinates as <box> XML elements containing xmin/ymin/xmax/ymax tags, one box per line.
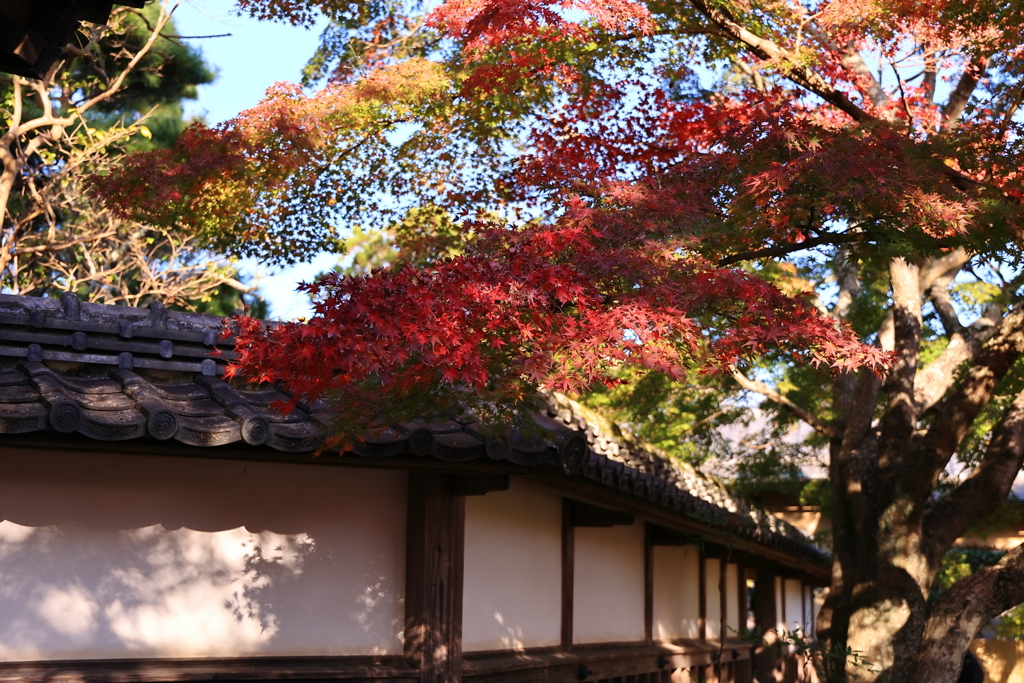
<box><xmin>172</xmin><ymin>1</ymin><xmax>336</xmax><ymax>320</ymax></box>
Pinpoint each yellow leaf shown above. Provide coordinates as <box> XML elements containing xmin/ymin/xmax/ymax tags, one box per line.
<box><xmin>138</xmin><ymin>126</ymin><xmax>152</xmax><ymax>139</ymax></box>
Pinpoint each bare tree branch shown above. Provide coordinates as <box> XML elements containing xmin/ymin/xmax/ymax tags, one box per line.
<box><xmin>75</xmin><ymin>2</ymin><xmax>177</xmax><ymax>116</ymax></box>
<box><xmin>730</xmin><ymin>367</ymin><xmax>837</xmax><ymax>438</ymax></box>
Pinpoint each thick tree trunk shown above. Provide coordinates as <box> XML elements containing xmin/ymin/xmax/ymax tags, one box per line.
<box><xmin>812</xmin><ymin>261</ymin><xmax>1024</xmax><ymax>683</ymax></box>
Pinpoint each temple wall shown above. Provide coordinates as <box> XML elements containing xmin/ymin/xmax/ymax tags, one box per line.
<box><xmin>651</xmin><ymin>545</ymin><xmax>700</xmax><ymax>640</ymax></box>
<box><xmin>784</xmin><ymin>578</ymin><xmax>805</xmax><ymax>633</ymax></box>
<box><xmin>705</xmin><ymin>558</ymin><xmax>722</xmax><ymax>640</ymax></box>
<box><xmin>573</xmin><ymin>521</ymin><xmax>645</xmax><ymax>643</ymax></box>
<box><xmin>725</xmin><ymin>563</ymin><xmax>740</xmax><ymax>634</ymax></box>
<box><xmin>462</xmin><ymin>480</ymin><xmax>562</xmax><ymax>651</ymax></box>
<box><xmin>0</xmin><ymin>450</ymin><xmax>406</xmax><ymax>660</ymax></box>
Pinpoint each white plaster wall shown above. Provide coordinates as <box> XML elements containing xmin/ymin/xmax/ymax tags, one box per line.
<box><xmin>725</xmin><ymin>563</ymin><xmax>740</xmax><ymax>634</ymax></box>
<box><xmin>784</xmin><ymin>579</ymin><xmax>805</xmax><ymax>633</ymax></box>
<box><xmin>652</xmin><ymin>545</ymin><xmax>700</xmax><ymax>640</ymax></box>
<box><xmin>0</xmin><ymin>449</ymin><xmax>407</xmax><ymax>661</ymax></box>
<box><xmin>704</xmin><ymin>558</ymin><xmax>721</xmax><ymax>640</ymax></box>
<box><xmin>804</xmin><ymin>586</ymin><xmax>814</xmax><ymax>637</ymax></box>
<box><xmin>573</xmin><ymin>521</ymin><xmax>645</xmax><ymax>643</ymax></box>
<box><xmin>462</xmin><ymin>479</ymin><xmax>562</xmax><ymax>651</ymax></box>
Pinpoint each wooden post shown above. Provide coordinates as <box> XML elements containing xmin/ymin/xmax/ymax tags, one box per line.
<box><xmin>562</xmin><ymin>497</ymin><xmax>575</xmax><ymax>650</ymax></box>
<box><xmin>752</xmin><ymin>572</ymin><xmax>777</xmax><ymax>683</ymax></box>
<box><xmin>737</xmin><ymin>564</ymin><xmax>747</xmax><ymax>636</ymax></box>
<box><xmin>719</xmin><ymin>560</ymin><xmax>727</xmax><ymax>643</ymax></box>
<box><xmin>779</xmin><ymin>577</ymin><xmax>786</xmax><ymax>633</ymax></box>
<box><xmin>644</xmin><ymin>523</ymin><xmax>654</xmax><ymax>643</ymax></box>
<box><xmin>405</xmin><ymin>473</ymin><xmax>465</xmax><ymax>683</ymax></box>
<box><xmin>698</xmin><ymin>546</ymin><xmax>707</xmax><ymax>642</ymax></box>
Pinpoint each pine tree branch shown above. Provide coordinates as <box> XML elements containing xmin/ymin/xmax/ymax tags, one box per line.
<box><xmin>76</xmin><ymin>2</ymin><xmax>176</xmax><ymax>116</ymax></box>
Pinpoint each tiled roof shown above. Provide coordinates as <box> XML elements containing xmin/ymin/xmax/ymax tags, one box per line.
<box><xmin>0</xmin><ymin>292</ymin><xmax>826</xmax><ymax>567</ymax></box>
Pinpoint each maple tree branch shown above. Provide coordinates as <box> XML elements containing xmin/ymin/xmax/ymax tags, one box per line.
<box><xmin>943</xmin><ymin>55</ymin><xmax>989</xmax><ymax>131</ymax></box>
<box><xmin>717</xmin><ymin>232</ymin><xmax>860</xmax><ymax>266</ymax></box>
<box><xmin>923</xmin><ymin>389</ymin><xmax>1024</xmax><ymax>561</ymax></box>
<box><xmin>915</xmin><ymin>538</ymin><xmax>1024</xmax><ymax>682</ymax></box>
<box><xmin>611</xmin><ymin>26</ymin><xmax>731</xmax><ymax>42</ymax></box>
<box><xmin>915</xmin><ymin>305</ymin><xmax>1001</xmax><ymax>414</ymax></box>
<box><xmin>730</xmin><ymin>368</ymin><xmax>837</xmax><ymax>438</ymax></box>
<box><xmin>685</xmin><ymin>0</ymin><xmax>871</xmax><ymax>122</ymax></box>
<box><xmin>929</xmin><ymin>282</ymin><xmax>962</xmax><ymax>337</ymax></box>
<box><xmin>910</xmin><ymin>306</ymin><xmax>1024</xmax><ymax>501</ymax></box>
<box><xmin>892</xmin><ymin>61</ymin><xmax>914</xmax><ymax>127</ymax></box>
<box><xmin>801</xmin><ymin>23</ymin><xmax>886</xmax><ymax>108</ymax></box>
<box><xmin>733</xmin><ymin>57</ymin><xmax>766</xmax><ymax>92</ymax></box>
<box><xmin>919</xmin><ymin>249</ymin><xmax>972</xmax><ymax>294</ymax></box>
<box><xmin>877</xmin><ymin>258</ymin><xmax>921</xmax><ymax>466</ymax></box>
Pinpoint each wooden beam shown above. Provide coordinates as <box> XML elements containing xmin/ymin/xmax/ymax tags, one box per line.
<box><xmin>649</xmin><ymin>524</ymin><xmax>700</xmax><ymax>546</ymax></box>
<box><xmin>561</xmin><ymin>498</ymin><xmax>575</xmax><ymax>650</ymax></box>
<box><xmin>566</xmin><ymin>499</ymin><xmax>634</xmax><ymax>527</ymax></box>
<box><xmin>0</xmin><ymin>655</ymin><xmax>417</xmax><ymax>683</ymax></box>
<box><xmin>449</xmin><ymin>473</ymin><xmax>509</xmax><ymax>496</ymax></box>
<box><xmin>405</xmin><ymin>473</ymin><xmax>465</xmax><ymax>683</ymax></box>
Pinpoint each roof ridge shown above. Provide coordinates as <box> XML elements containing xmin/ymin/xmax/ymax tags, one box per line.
<box><xmin>540</xmin><ymin>391</ymin><xmax>817</xmax><ymax>546</ymax></box>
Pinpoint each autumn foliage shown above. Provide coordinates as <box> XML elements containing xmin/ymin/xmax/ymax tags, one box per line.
<box><xmin>90</xmin><ymin>0</ymin><xmax>1024</xmax><ymax>678</ymax></box>
<box><xmin>88</xmin><ymin>0</ymin><xmax>1017</xmax><ymax>442</ymax></box>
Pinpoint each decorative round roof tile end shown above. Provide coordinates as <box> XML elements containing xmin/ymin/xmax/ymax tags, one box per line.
<box><xmin>485</xmin><ymin>435</ymin><xmax>510</xmax><ymax>460</ymax></box>
<box><xmin>558</xmin><ymin>433</ymin><xmax>588</xmax><ymax>475</ymax></box>
<box><xmin>241</xmin><ymin>416</ymin><xmax>270</xmax><ymax>446</ymax></box>
<box><xmin>408</xmin><ymin>428</ymin><xmax>434</xmax><ymax>456</ymax></box>
<box><xmin>49</xmin><ymin>400</ymin><xmax>83</xmax><ymax>433</ymax></box>
<box><xmin>146</xmin><ymin>410</ymin><xmax>178</xmax><ymax>441</ymax></box>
